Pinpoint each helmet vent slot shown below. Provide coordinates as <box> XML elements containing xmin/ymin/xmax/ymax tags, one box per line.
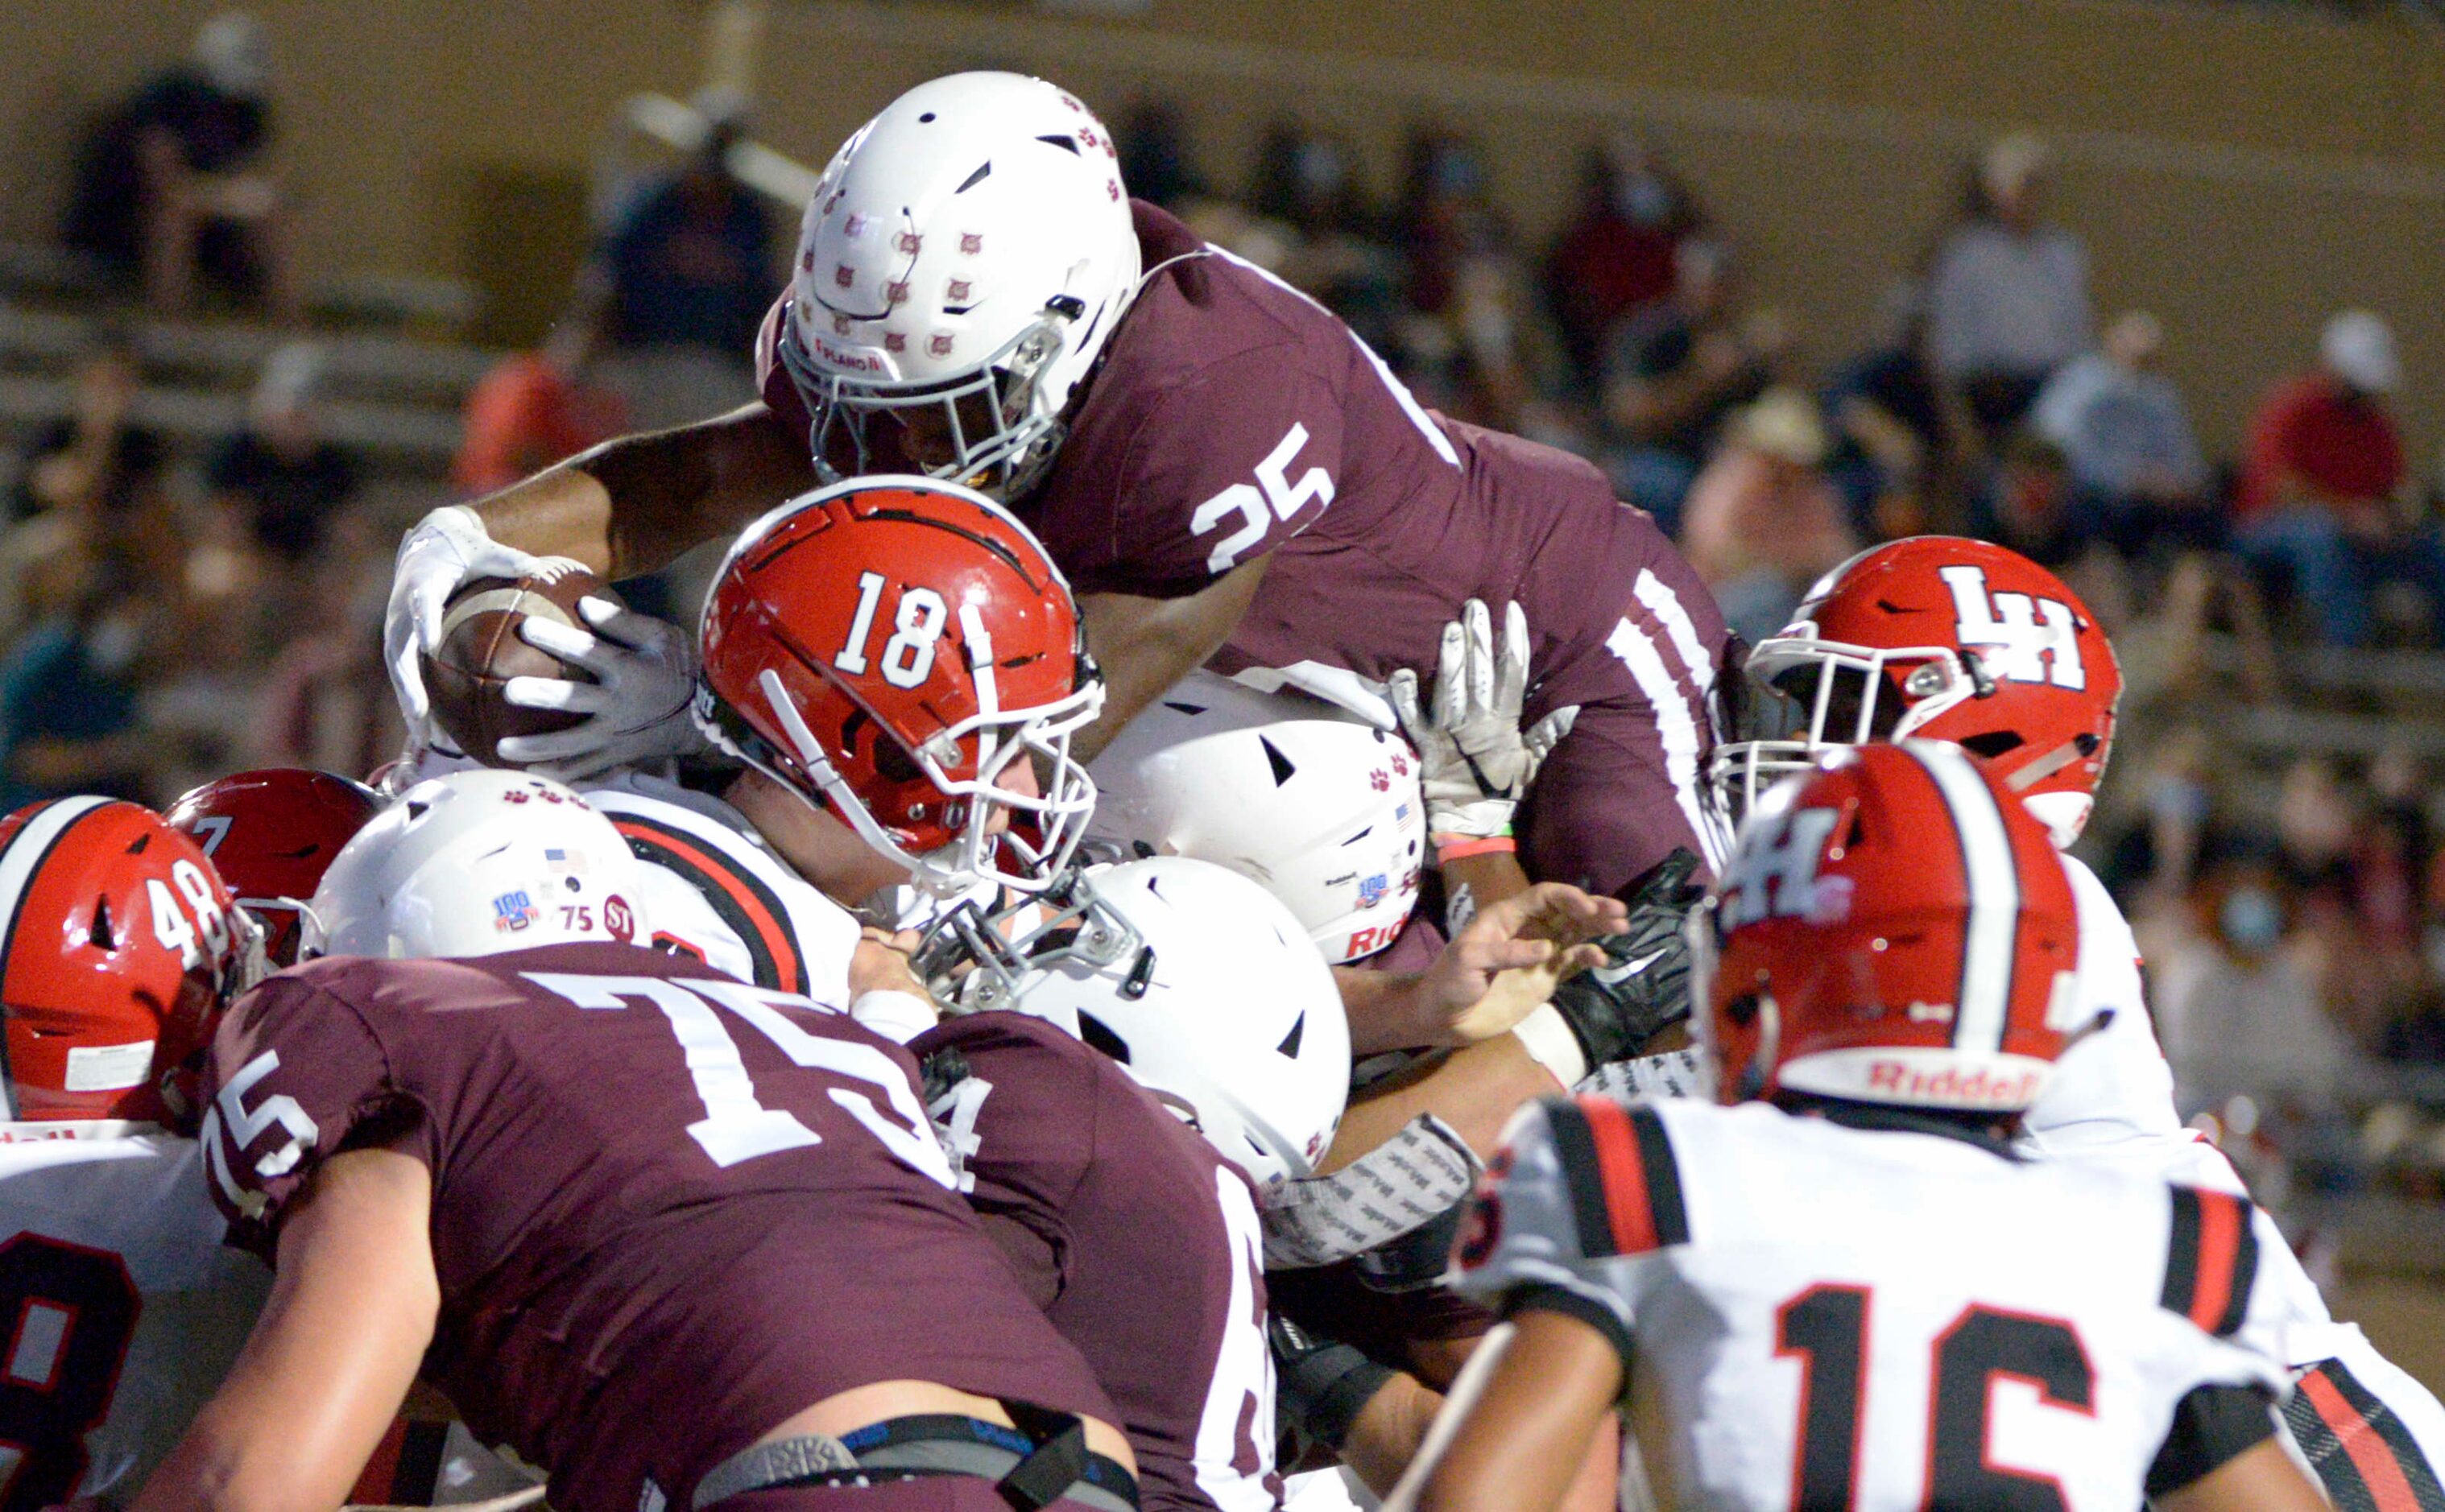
<box><xmin>1034</xmin><ymin>134</ymin><xmax>1081</xmax><ymax>155</ymax></box>
<box><xmin>126</xmin><ymin>832</ymin><xmax>150</xmax><ymax>854</ymax></box>
<box><xmin>956</xmin><ymin>160</ymin><xmax>993</xmax><ymax>192</ymax></box>
<box><xmin>1959</xmin><ymin>731</ymin><xmax>2025</xmax><ymax>758</ymax></box>
<box><xmin>1079</xmin><ymin>1011</ymin><xmax>1131</xmax><ymax>1064</ymax></box>
<box><xmin>1260</xmin><ymin>736</ymin><xmax>1296</xmax><ymax>787</ymax></box>
<box><xmin>1875</xmin><ymin>599</ymin><xmax>1908</xmax><ymax>614</ymax></box>
<box><xmin>89</xmin><ymin>898</ymin><xmax>114</xmax><ymax>950</ymax></box>
<box><xmin>1277</xmin><ymin>1013</ymin><xmax>1305</xmax><ymax>1057</ymax></box>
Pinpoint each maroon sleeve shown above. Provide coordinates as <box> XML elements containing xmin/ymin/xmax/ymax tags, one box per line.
<box><xmin>753</xmin><ymin>293</ymin><xmax>811</xmax><ymax>435</ymax></box>
<box><xmin>199</xmin><ymin>973</ymin><xmax>437</xmax><ymax>1257</ymax></box>
<box><xmin>1040</xmin><ymin>348</ymin><xmax>1345</xmax><ymax>597</ymax></box>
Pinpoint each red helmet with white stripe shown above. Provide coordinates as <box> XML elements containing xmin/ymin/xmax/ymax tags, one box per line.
<box><xmin>0</xmin><ymin>798</ymin><xmax>260</xmax><ymax>1125</ymax></box>
<box><xmin>1711</xmin><ymin>537</ymin><xmax>2121</xmax><ymax>849</ymax></box>
<box><xmin>696</xmin><ymin>475</ymin><xmax>1103</xmax><ymax>894</ymax></box>
<box><xmin>165</xmin><ymin>769</ymin><xmax>383</xmax><ymax>967</ymax></box>
<box><xmin>1694</xmin><ymin>742</ymin><xmax>2084</xmax><ymax>1113</ymax></box>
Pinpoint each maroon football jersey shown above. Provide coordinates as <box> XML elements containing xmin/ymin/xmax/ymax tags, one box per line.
<box><xmin>914</xmin><ymin>1013</ymin><xmax>1277</xmax><ymax>1512</ymax></box>
<box><xmin>201</xmin><ymin>944</ymin><xmax>1114</xmax><ymax>1512</ymax></box>
<box><xmin>760</xmin><ymin>203</ymin><xmax>1731</xmax><ymax>899</ymax></box>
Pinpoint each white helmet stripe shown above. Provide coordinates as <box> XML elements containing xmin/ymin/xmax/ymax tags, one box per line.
<box><xmin>1905</xmin><ymin>742</ymin><xmax>2021</xmax><ymax>1056</ymax></box>
<box><xmin>0</xmin><ymin>795</ymin><xmax>114</xmax><ymax>1119</ymax></box>
<box><xmin>0</xmin><ymin>796</ymin><xmax>114</xmax><ymax>977</ymax></box>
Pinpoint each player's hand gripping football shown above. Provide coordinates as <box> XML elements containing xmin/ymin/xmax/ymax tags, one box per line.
<box><xmin>1420</xmin><ymin>881</ymin><xmax>1628</xmax><ymax>1045</ymax></box>
<box><xmin>498</xmin><ymin>597</ymin><xmax>705</xmax><ymax>779</ymax></box>
<box><xmin>1386</xmin><ymin>598</ymin><xmax>1580</xmax><ymax>842</ymax></box>
<box><xmin>383</xmin><ymin>505</ymin><xmax>580</xmax><ymax>749</ymax></box>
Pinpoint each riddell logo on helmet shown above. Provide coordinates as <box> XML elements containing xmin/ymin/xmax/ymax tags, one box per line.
<box><xmin>1864</xmin><ymin>1060</ymin><xmax>2040</xmax><ymax>1106</ymax></box>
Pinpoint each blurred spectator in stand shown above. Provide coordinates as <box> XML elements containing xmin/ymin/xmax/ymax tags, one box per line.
<box><xmin>2149</xmin><ymin>838</ymin><xmax>2363</xmax><ymax>1114</ymax></box>
<box><xmin>1968</xmin><ymin>432</ymin><xmax>2087</xmax><ymax>572</ymax></box>
<box><xmin>0</xmin><ymin>531</ymin><xmax>151</xmax><ymax>810</ymax></box>
<box><xmin>1679</xmin><ymin>388</ymin><xmax>1858</xmax><ymax>643</ymax></box>
<box><xmin>1392</xmin><ymin>130</ymin><xmax>1507</xmax><ymax>321</ymax></box>
<box><xmin>1115</xmin><ymin>99</ymin><xmax>1205</xmax><ymax>212</ymax></box>
<box><xmin>1541</xmin><ymin>130</ymin><xmax>1702</xmax><ymax>395</ymax></box>
<box><xmin>2030</xmin><ymin>310</ymin><xmax>2219</xmax><ymax>564</ymax></box>
<box><xmin>594</xmin><ymin>90</ymin><xmax>775</xmax><ymax>426</ymax></box>
<box><xmin>2232</xmin><ymin>311</ymin><xmax>2445</xmax><ymax>647</ymax></box>
<box><xmin>1600</xmin><ymin>239</ymin><xmax>1784</xmax><ymax>534</ymax></box>
<box><xmin>10</xmin><ymin>328</ymin><xmax>161</xmax><ymax>523</ymax></box>
<box><xmin>61</xmin><ymin>11</ymin><xmax>300</xmax><ymax>323</ymax></box>
<box><xmin>1244</xmin><ymin>123</ymin><xmax>1400</xmax><ymax>353</ymax></box>
<box><xmin>1927</xmin><ymin>132</ymin><xmax>2091</xmax><ymax>449</ymax></box>
<box><xmin>454</xmin><ymin>300</ymin><xmax>627</xmax><ymax>497</ymax></box>
<box><xmin>256</xmin><ymin>506</ymin><xmax>400</xmax><ymax>777</ymax></box>
<box><xmin>1388</xmin><ymin>130</ymin><xmax>1552</xmax><ymax>430</ymax></box>
<box><xmin>204</xmin><ymin>342</ymin><xmax>358</xmax><ymax>565</ymax></box>
<box><xmin>1822</xmin><ymin>282</ymin><xmax>1963</xmax><ymax>539</ymax></box>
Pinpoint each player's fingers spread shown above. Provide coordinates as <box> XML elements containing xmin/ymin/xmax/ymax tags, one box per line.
<box><xmin>1495</xmin><ymin>600</ymin><xmax>1532</xmax><ymax>713</ymax></box>
<box><xmin>515</xmin><ymin>617</ymin><xmax>606</xmax><ymax>669</ymax></box>
<box><xmin>501</xmin><ymin>675</ymin><xmax>609</xmax><ymax>713</ymax></box>
<box><xmin>1462</xmin><ymin>598</ymin><xmax>1496</xmax><ymax>716</ymax></box>
<box><xmin>1555</xmin><ymin>941</ymin><xmax>1609</xmax><ymax>979</ymax></box>
<box><xmin>1387</xmin><ymin>668</ymin><xmax>1425</xmax><ymax>730</ymax></box>
<box><xmin>496</xmin><ymin>725</ymin><xmax>605</xmax><ymax>762</ymax></box>
<box><xmin>1433</xmin><ymin>622</ymin><xmax>1469</xmax><ymax>729</ymax></box>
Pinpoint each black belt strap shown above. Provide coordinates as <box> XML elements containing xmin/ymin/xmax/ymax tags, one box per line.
<box><xmin>995</xmin><ymin>1404</ymin><xmax>1091</xmax><ymax>1512</ymax></box>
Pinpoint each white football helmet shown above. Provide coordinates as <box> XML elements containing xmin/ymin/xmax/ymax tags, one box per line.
<box><xmin>776</xmin><ymin>72</ymin><xmax>1144</xmax><ymax>501</ymax></box>
<box><xmin>918</xmin><ymin>857</ymin><xmax>1350</xmax><ymax>1199</ymax></box>
<box><xmin>308</xmin><ymin>771</ymin><xmax>653</xmax><ymax>960</ymax></box>
<box><xmin>1086</xmin><ymin>671</ymin><xmax>1425</xmax><ymax>963</ymax></box>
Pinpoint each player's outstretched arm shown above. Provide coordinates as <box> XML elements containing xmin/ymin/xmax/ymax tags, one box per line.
<box><xmin>1072</xmin><ymin>560</ymin><xmax>1271</xmax><ymax>761</ymax></box>
<box><xmin>1342</xmin><ymin>882</ymin><xmax>1625</xmax><ymax>1056</ymax></box>
<box><xmin>1387</xmin><ymin>1312</ymin><xmax>1624</xmax><ymax>1512</ymax></box>
<box><xmin>2153</xmin><ymin>1438</ymin><xmax>2328</xmax><ymax>1512</ymax></box>
<box><xmin>134</xmin><ymin>1151</ymin><xmax>440</xmax><ymax>1512</ymax></box>
<box><xmin>470</xmin><ymin>401</ymin><xmax>817</xmax><ymax>579</ymax></box>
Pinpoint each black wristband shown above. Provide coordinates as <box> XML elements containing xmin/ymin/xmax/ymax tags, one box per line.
<box><xmin>1271</xmin><ymin>1316</ymin><xmax>1397</xmax><ymax>1452</ymax></box>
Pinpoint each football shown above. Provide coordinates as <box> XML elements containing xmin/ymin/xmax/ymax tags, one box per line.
<box><xmin>420</xmin><ymin>568</ymin><xmax>618</xmax><ymax>768</ymax></box>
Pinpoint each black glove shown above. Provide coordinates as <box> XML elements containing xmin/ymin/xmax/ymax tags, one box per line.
<box><xmin>1549</xmin><ymin>848</ymin><xmax>1706</xmax><ymax>1068</ymax></box>
<box><xmin>1269</xmin><ymin>1312</ymin><xmax>1396</xmax><ymax>1453</ymax></box>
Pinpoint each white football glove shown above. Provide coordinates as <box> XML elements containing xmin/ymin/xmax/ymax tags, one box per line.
<box><xmin>383</xmin><ymin>505</ymin><xmax>580</xmax><ymax>748</ymax></box>
<box><xmin>1386</xmin><ymin>598</ymin><xmax>1580</xmax><ymax>841</ymax></box>
<box><xmin>498</xmin><ymin>597</ymin><xmax>705</xmax><ymax>779</ymax></box>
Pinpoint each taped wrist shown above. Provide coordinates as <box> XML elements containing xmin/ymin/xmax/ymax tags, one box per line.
<box><xmin>1270</xmin><ymin>1314</ymin><xmax>1396</xmax><ymax>1452</ymax></box>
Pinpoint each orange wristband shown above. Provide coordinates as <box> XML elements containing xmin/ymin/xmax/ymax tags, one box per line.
<box><xmin>1434</xmin><ymin>834</ymin><xmax>1517</xmax><ymax>862</ymax></box>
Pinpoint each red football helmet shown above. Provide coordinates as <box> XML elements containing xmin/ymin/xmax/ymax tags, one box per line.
<box><xmin>1694</xmin><ymin>742</ymin><xmax>2084</xmax><ymax>1113</ymax></box>
<box><xmin>1711</xmin><ymin>537</ymin><xmax>2122</xmax><ymax>848</ymax></box>
<box><xmin>165</xmin><ymin>769</ymin><xmax>383</xmax><ymax>967</ymax></box>
<box><xmin>0</xmin><ymin>797</ymin><xmax>261</xmax><ymax>1125</ymax></box>
<box><xmin>697</xmin><ymin>475</ymin><xmax>1104</xmax><ymax>893</ymax></box>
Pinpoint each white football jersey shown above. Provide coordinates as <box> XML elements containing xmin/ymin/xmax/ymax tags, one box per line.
<box><xmin>1457</xmin><ymin>1097</ymin><xmax>2290</xmax><ymax>1510</ymax></box>
<box><xmin>578</xmin><ymin>770</ymin><xmax>860</xmax><ymax>1002</ymax></box>
<box><xmin>2058</xmin><ymin>1130</ymin><xmax>2445</xmax><ymax>1498</ymax></box>
<box><xmin>2011</xmin><ymin>865</ymin><xmax>2445</xmax><ymax>1497</ymax></box>
<box><xmin>2017</xmin><ymin>853</ymin><xmax>2183</xmax><ymax>1150</ymax></box>
<box><xmin>0</xmin><ymin>1122</ymin><xmax>267</xmax><ymax>1507</ymax></box>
